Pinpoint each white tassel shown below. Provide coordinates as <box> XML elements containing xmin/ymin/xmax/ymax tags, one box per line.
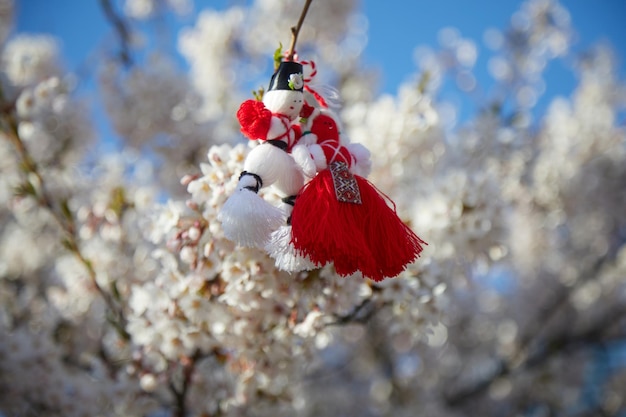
<box><xmin>218</xmin><ymin>189</ymin><xmax>285</xmax><ymax>248</ymax></box>
<box><xmin>266</xmin><ymin>225</ymin><xmax>319</xmax><ymax>272</ymax></box>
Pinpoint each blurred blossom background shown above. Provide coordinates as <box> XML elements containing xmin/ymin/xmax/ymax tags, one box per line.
<box><xmin>1</xmin><ymin>0</ymin><xmax>625</xmax><ymax>416</ymax></box>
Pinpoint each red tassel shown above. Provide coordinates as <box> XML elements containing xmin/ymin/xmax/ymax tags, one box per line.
<box><xmin>237</xmin><ymin>99</ymin><xmax>272</xmax><ymax>140</ymax></box>
<box><xmin>291</xmin><ymin>169</ymin><xmax>378</xmax><ymax>278</ymax></box>
<box><xmin>291</xmin><ymin>170</ymin><xmax>426</xmax><ymax>281</ymax></box>
<box><xmin>355</xmin><ymin>176</ymin><xmax>427</xmax><ymax>280</ymax></box>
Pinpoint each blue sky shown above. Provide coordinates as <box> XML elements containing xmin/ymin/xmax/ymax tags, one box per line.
<box><xmin>362</xmin><ymin>0</ymin><xmax>626</xmax><ymax>90</ymax></box>
<box><xmin>14</xmin><ymin>0</ymin><xmax>626</xmax><ymax>125</ymax></box>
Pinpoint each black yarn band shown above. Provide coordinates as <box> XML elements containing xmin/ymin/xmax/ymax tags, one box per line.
<box><xmin>239</xmin><ymin>171</ymin><xmax>263</xmax><ymax>193</ymax></box>
<box><xmin>267</xmin><ymin>139</ymin><xmax>288</xmax><ymax>151</ymax></box>
<box><xmin>283</xmin><ymin>195</ymin><xmax>297</xmax><ymax>226</ymax></box>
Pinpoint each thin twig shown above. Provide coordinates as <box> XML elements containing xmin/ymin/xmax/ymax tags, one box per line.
<box><xmin>99</xmin><ymin>0</ymin><xmax>133</xmax><ymax>67</ymax></box>
<box><xmin>170</xmin><ymin>350</ymin><xmax>203</xmax><ymax>417</ymax></box>
<box><xmin>327</xmin><ymin>285</ymin><xmax>384</xmax><ymax>326</ymax></box>
<box><xmin>327</xmin><ymin>298</ymin><xmax>377</xmax><ymax>326</ymax></box>
<box><xmin>286</xmin><ymin>0</ymin><xmax>314</xmax><ymax>61</ymax></box>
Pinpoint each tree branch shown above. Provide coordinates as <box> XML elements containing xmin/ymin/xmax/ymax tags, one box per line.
<box><xmin>286</xmin><ymin>0</ymin><xmax>314</xmax><ymax>61</ymax></box>
<box><xmin>445</xmin><ymin>253</ymin><xmax>614</xmax><ymax>406</ymax></box>
<box><xmin>327</xmin><ymin>286</ymin><xmax>384</xmax><ymax>326</ymax></box>
<box><xmin>327</xmin><ymin>298</ymin><xmax>377</xmax><ymax>326</ymax></box>
<box><xmin>1</xmin><ymin>100</ymin><xmax>130</xmax><ymax>341</ymax></box>
<box><xmin>99</xmin><ymin>0</ymin><xmax>133</xmax><ymax>67</ymax></box>
<box><xmin>445</xmin><ymin>291</ymin><xmax>626</xmax><ymax>407</ymax></box>
<box><xmin>170</xmin><ymin>350</ymin><xmax>203</xmax><ymax>417</ymax></box>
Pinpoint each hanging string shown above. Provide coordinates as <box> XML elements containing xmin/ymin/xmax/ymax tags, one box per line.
<box><xmin>299</xmin><ymin>59</ymin><xmax>317</xmax><ymax>82</ymax></box>
<box><xmin>304</xmin><ymin>85</ymin><xmax>329</xmax><ymax>108</ymax></box>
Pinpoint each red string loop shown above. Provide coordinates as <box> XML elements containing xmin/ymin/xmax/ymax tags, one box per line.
<box><xmin>284</xmin><ymin>52</ymin><xmax>327</xmax><ymax>108</ymax></box>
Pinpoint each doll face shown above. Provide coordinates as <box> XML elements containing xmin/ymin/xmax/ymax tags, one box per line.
<box><xmin>311</xmin><ymin>114</ymin><xmax>340</xmax><ymax>142</ymax></box>
<box><xmin>263</xmin><ymin>90</ymin><xmax>304</xmax><ymax>119</ymax></box>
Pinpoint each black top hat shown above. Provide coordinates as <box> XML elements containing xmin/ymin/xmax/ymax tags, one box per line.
<box><xmin>268</xmin><ymin>61</ymin><xmax>304</xmax><ymax>92</ymax></box>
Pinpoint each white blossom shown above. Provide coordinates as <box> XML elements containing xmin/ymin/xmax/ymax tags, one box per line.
<box><xmin>0</xmin><ymin>0</ymin><xmax>624</xmax><ymax>416</ymax></box>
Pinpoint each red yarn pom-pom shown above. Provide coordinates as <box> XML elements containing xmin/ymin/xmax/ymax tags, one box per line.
<box><xmin>237</xmin><ymin>99</ymin><xmax>272</xmax><ymax>140</ymax></box>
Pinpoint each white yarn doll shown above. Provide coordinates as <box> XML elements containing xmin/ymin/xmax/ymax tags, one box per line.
<box><xmin>218</xmin><ymin>60</ymin><xmax>307</xmax><ymax>247</ymax></box>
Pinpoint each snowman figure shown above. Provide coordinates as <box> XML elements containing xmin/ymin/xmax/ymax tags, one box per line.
<box><xmin>218</xmin><ymin>61</ymin><xmax>307</xmax><ymax>247</ymax></box>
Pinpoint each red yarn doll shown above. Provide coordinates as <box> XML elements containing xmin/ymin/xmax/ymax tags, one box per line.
<box><xmin>289</xmin><ymin>109</ymin><xmax>426</xmax><ymax>281</ymax></box>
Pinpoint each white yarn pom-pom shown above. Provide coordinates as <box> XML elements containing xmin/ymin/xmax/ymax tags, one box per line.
<box><xmin>291</xmin><ymin>143</ymin><xmax>317</xmax><ymax>178</ymax></box>
<box><xmin>308</xmin><ymin>143</ymin><xmax>327</xmax><ymax>172</ymax></box>
<box><xmin>244</xmin><ymin>143</ymin><xmax>304</xmax><ymax>196</ymax></box>
<box><xmin>218</xmin><ymin>189</ymin><xmax>285</xmax><ymax>248</ymax></box>
<box><xmin>266</xmin><ymin>225</ymin><xmax>319</xmax><ymax>272</ymax></box>
<box><xmin>347</xmin><ymin>142</ymin><xmax>372</xmax><ymax>178</ymax></box>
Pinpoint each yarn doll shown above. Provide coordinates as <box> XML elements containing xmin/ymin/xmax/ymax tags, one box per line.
<box><xmin>265</xmin><ymin>106</ymin><xmax>370</xmax><ymax>272</ymax></box>
<box><xmin>218</xmin><ymin>60</ymin><xmax>307</xmax><ymax>247</ymax></box>
<box><xmin>288</xmin><ymin>109</ymin><xmax>427</xmax><ymax>281</ymax></box>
